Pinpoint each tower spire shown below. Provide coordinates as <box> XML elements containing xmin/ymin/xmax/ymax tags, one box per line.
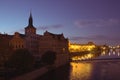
<box><xmin>28</xmin><ymin>12</ymin><xmax>33</xmax><ymax>26</ymax></box>
<box><xmin>25</xmin><ymin>12</ymin><xmax>36</xmax><ymax>35</ymax></box>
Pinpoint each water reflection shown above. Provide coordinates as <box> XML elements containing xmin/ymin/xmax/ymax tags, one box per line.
<box><xmin>70</xmin><ymin>60</ymin><xmax>120</xmax><ymax>80</ymax></box>
<box><xmin>91</xmin><ymin>60</ymin><xmax>120</xmax><ymax>80</ymax></box>
<box><xmin>70</xmin><ymin>62</ymin><xmax>92</xmax><ymax>80</ymax></box>
<box><xmin>35</xmin><ymin>60</ymin><xmax>120</xmax><ymax>80</ymax></box>
<box><xmin>72</xmin><ymin>53</ymin><xmax>95</xmax><ymax>61</ymax></box>
<box><xmin>36</xmin><ymin>50</ymin><xmax>120</xmax><ymax>80</ymax></box>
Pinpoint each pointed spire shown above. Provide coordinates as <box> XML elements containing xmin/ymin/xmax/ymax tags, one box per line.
<box><xmin>28</xmin><ymin>12</ymin><xmax>33</xmax><ymax>26</ymax></box>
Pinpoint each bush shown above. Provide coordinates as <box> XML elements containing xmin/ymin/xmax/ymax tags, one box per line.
<box><xmin>41</xmin><ymin>51</ymin><xmax>56</xmax><ymax>65</ymax></box>
<box><xmin>5</xmin><ymin>49</ymin><xmax>35</xmax><ymax>73</ymax></box>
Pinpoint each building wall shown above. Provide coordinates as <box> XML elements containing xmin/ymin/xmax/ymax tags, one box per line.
<box><xmin>39</xmin><ymin>31</ymin><xmax>69</xmax><ymax>56</ymax></box>
<box><xmin>10</xmin><ymin>32</ymin><xmax>25</xmax><ymax>50</ymax></box>
<box><xmin>1</xmin><ymin>31</ymin><xmax>68</xmax><ymax>59</ymax></box>
<box><xmin>54</xmin><ymin>53</ymin><xmax>69</xmax><ymax>67</ymax></box>
<box><xmin>0</xmin><ymin>34</ymin><xmax>13</xmax><ymax>64</ymax></box>
<box><xmin>69</xmin><ymin>42</ymin><xmax>96</xmax><ymax>52</ymax></box>
<box><xmin>25</xmin><ymin>34</ymin><xmax>39</xmax><ymax>56</ymax></box>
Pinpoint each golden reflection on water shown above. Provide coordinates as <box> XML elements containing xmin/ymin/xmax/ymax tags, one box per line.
<box><xmin>72</xmin><ymin>53</ymin><xmax>94</xmax><ymax>61</ymax></box>
<box><xmin>70</xmin><ymin>62</ymin><xmax>93</xmax><ymax>80</ymax></box>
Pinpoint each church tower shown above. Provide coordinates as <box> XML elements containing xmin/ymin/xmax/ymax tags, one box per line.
<box><xmin>24</xmin><ymin>13</ymin><xmax>39</xmax><ymax>55</ymax></box>
<box><xmin>25</xmin><ymin>12</ymin><xmax>36</xmax><ymax>35</ymax></box>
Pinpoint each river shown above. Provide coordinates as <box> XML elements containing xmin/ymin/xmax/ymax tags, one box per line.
<box><xmin>35</xmin><ymin>60</ymin><xmax>120</xmax><ymax>80</ymax></box>
<box><xmin>36</xmin><ymin>50</ymin><xmax>120</xmax><ymax>80</ymax></box>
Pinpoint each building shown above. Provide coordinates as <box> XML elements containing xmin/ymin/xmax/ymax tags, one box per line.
<box><xmin>0</xmin><ymin>13</ymin><xmax>69</xmax><ymax>59</ymax></box>
<box><xmin>0</xmin><ymin>34</ymin><xmax>13</xmax><ymax>64</ymax></box>
<box><xmin>69</xmin><ymin>42</ymin><xmax>96</xmax><ymax>52</ymax></box>
<box><xmin>39</xmin><ymin>31</ymin><xmax>69</xmax><ymax>55</ymax></box>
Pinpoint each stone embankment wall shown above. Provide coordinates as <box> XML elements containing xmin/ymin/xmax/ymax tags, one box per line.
<box><xmin>54</xmin><ymin>53</ymin><xmax>69</xmax><ymax>67</ymax></box>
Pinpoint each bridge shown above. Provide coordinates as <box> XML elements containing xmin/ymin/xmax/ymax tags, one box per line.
<box><xmin>108</xmin><ymin>45</ymin><xmax>120</xmax><ymax>51</ymax></box>
<box><xmin>69</xmin><ymin>43</ymin><xmax>120</xmax><ymax>61</ymax></box>
<box><xmin>70</xmin><ymin>49</ymin><xmax>120</xmax><ymax>61</ymax></box>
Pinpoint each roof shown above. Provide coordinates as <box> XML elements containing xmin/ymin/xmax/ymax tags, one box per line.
<box><xmin>44</xmin><ymin>31</ymin><xmax>64</xmax><ymax>40</ymax></box>
<box><xmin>0</xmin><ymin>33</ymin><xmax>13</xmax><ymax>39</ymax></box>
<box><xmin>19</xmin><ymin>34</ymin><xmax>26</xmax><ymax>38</ymax></box>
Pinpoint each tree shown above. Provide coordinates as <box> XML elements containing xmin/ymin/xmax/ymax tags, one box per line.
<box><xmin>41</xmin><ymin>51</ymin><xmax>57</xmax><ymax>65</ymax></box>
<box><xmin>5</xmin><ymin>49</ymin><xmax>35</xmax><ymax>73</ymax></box>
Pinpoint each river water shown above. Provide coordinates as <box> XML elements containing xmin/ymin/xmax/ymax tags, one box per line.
<box><xmin>70</xmin><ymin>60</ymin><xmax>120</xmax><ymax>80</ymax></box>
<box><xmin>36</xmin><ymin>51</ymin><xmax>120</xmax><ymax>80</ymax></box>
<box><xmin>36</xmin><ymin>60</ymin><xmax>120</xmax><ymax>80</ymax></box>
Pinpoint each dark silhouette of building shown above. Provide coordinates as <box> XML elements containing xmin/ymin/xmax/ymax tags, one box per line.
<box><xmin>0</xmin><ymin>13</ymin><xmax>69</xmax><ymax>59</ymax></box>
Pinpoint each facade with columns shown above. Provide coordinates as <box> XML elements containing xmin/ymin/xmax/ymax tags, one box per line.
<box><xmin>0</xmin><ymin>13</ymin><xmax>69</xmax><ymax>58</ymax></box>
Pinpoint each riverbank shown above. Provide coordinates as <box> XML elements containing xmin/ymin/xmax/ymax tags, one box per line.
<box><xmin>10</xmin><ymin>53</ymin><xmax>69</xmax><ymax>80</ymax></box>
<box><xmin>35</xmin><ymin>63</ymin><xmax>70</xmax><ymax>80</ymax></box>
<box><xmin>11</xmin><ymin>67</ymin><xmax>48</xmax><ymax>80</ymax></box>
<box><xmin>11</xmin><ymin>64</ymin><xmax>70</xmax><ymax>80</ymax></box>
<box><xmin>35</xmin><ymin>59</ymin><xmax>120</xmax><ymax>80</ymax></box>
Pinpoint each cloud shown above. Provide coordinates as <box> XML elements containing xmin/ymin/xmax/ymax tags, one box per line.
<box><xmin>75</xmin><ymin>19</ymin><xmax>120</xmax><ymax>28</ymax></box>
<box><xmin>69</xmin><ymin>35</ymin><xmax>120</xmax><ymax>45</ymax></box>
<box><xmin>70</xmin><ymin>35</ymin><xmax>110</xmax><ymax>41</ymax></box>
<box><xmin>37</xmin><ymin>24</ymin><xmax>63</xmax><ymax>30</ymax></box>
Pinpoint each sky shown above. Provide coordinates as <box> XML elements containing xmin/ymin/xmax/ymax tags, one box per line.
<box><xmin>0</xmin><ymin>0</ymin><xmax>120</xmax><ymax>46</ymax></box>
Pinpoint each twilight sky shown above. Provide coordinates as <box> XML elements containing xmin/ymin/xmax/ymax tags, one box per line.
<box><xmin>0</xmin><ymin>0</ymin><xmax>120</xmax><ymax>46</ymax></box>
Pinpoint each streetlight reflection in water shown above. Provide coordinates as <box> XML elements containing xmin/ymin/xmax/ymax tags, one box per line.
<box><xmin>70</xmin><ymin>62</ymin><xmax>93</xmax><ymax>80</ymax></box>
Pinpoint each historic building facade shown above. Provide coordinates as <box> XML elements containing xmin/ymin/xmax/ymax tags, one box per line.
<box><xmin>0</xmin><ymin>13</ymin><xmax>69</xmax><ymax>59</ymax></box>
<box><xmin>69</xmin><ymin>42</ymin><xmax>96</xmax><ymax>52</ymax></box>
<box><xmin>39</xmin><ymin>31</ymin><xmax>69</xmax><ymax>55</ymax></box>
